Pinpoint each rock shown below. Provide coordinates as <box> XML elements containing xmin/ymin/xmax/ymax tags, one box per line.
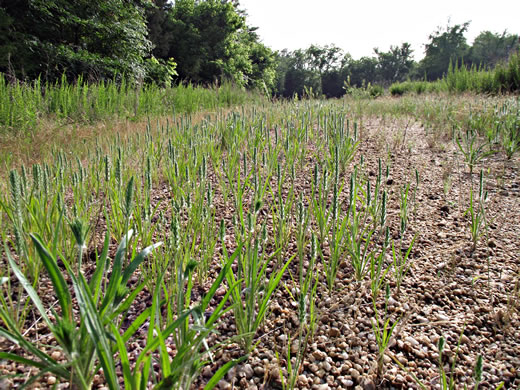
<box><xmin>309</xmin><ymin>363</ymin><xmax>319</xmax><ymax>373</ymax></box>
<box><xmin>362</xmin><ymin>378</ymin><xmax>376</xmax><ymax>390</ymax></box>
<box><xmin>312</xmin><ymin>350</ymin><xmax>326</xmax><ymax>360</ymax></box>
<box><xmin>47</xmin><ymin>376</ymin><xmax>57</xmax><ymax>385</ymax></box>
<box><xmin>342</xmin><ymin>378</ymin><xmax>354</xmax><ymax>387</ymax></box>
<box><xmin>241</xmin><ymin>364</ymin><xmax>254</xmax><ymax>379</ymax></box>
<box><xmin>321</xmin><ymin>361</ymin><xmax>332</xmax><ymax>372</ymax></box>
<box><xmin>202</xmin><ymin>366</ymin><xmax>213</xmax><ymax>378</ymax></box>
<box><xmin>253</xmin><ymin>365</ymin><xmax>265</xmax><ymax>376</ymax></box>
<box><xmin>329</xmin><ymin>327</ymin><xmax>341</xmax><ymax>337</ymax></box>
<box><xmin>350</xmin><ymin>368</ymin><xmax>361</xmax><ymax>381</ymax></box>
<box><xmin>218</xmin><ymin>379</ymin><xmax>232</xmax><ymax>390</ymax></box>
<box><xmin>298</xmin><ymin>375</ymin><xmax>309</xmax><ymax>387</ymax></box>
<box><xmin>435</xmin><ymin>313</ymin><xmax>449</xmax><ymax>322</ymax></box>
<box><xmin>405</xmin><ymin>336</ymin><xmax>419</xmax><ymax>347</ymax></box>
<box><xmin>394</xmin><ymin>374</ymin><xmax>405</xmax><ymax>384</ymax></box>
<box><xmin>436</xmin><ymin>262</ymin><xmax>447</xmax><ymax>271</ymax></box>
<box><xmin>291</xmin><ymin>339</ymin><xmax>300</xmax><ymax>354</ymax></box>
<box><xmin>0</xmin><ymin>379</ymin><xmax>12</xmax><ymax>390</ymax></box>
<box><xmin>313</xmin><ymin>384</ymin><xmax>330</xmax><ymax>390</ymax></box>
<box><xmin>50</xmin><ymin>351</ymin><xmax>61</xmax><ymax>360</ymax></box>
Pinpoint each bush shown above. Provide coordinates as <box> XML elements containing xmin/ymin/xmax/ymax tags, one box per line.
<box><xmin>369</xmin><ymin>84</ymin><xmax>384</xmax><ymax>97</ymax></box>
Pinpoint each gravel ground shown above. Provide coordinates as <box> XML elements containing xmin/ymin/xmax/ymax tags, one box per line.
<box><xmin>1</xmin><ymin>114</ymin><xmax>518</xmax><ymax>389</ymax></box>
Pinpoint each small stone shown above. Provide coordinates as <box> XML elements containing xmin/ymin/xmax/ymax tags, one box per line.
<box><xmin>321</xmin><ymin>361</ymin><xmax>332</xmax><ymax>372</ymax></box>
<box><xmin>342</xmin><ymin>379</ymin><xmax>354</xmax><ymax>387</ymax></box>
<box><xmin>218</xmin><ymin>379</ymin><xmax>231</xmax><ymax>390</ymax></box>
<box><xmin>394</xmin><ymin>374</ymin><xmax>405</xmax><ymax>384</ymax></box>
<box><xmin>312</xmin><ymin>350</ymin><xmax>326</xmax><ymax>360</ymax></box>
<box><xmin>309</xmin><ymin>363</ymin><xmax>319</xmax><ymax>373</ymax></box>
<box><xmin>291</xmin><ymin>339</ymin><xmax>300</xmax><ymax>354</ymax></box>
<box><xmin>298</xmin><ymin>375</ymin><xmax>309</xmax><ymax>387</ymax></box>
<box><xmin>241</xmin><ymin>364</ymin><xmax>254</xmax><ymax>379</ymax></box>
<box><xmin>202</xmin><ymin>366</ymin><xmax>213</xmax><ymax>378</ymax></box>
<box><xmin>405</xmin><ymin>336</ymin><xmax>419</xmax><ymax>346</ymax></box>
<box><xmin>254</xmin><ymin>366</ymin><xmax>265</xmax><ymax>376</ymax></box>
<box><xmin>362</xmin><ymin>378</ymin><xmax>376</xmax><ymax>390</ymax></box>
<box><xmin>436</xmin><ymin>262</ymin><xmax>447</xmax><ymax>271</ymax></box>
<box><xmin>350</xmin><ymin>368</ymin><xmax>361</xmax><ymax>381</ymax></box>
<box><xmin>47</xmin><ymin>376</ymin><xmax>57</xmax><ymax>385</ymax></box>
<box><xmin>0</xmin><ymin>379</ymin><xmax>12</xmax><ymax>390</ymax></box>
<box><xmin>435</xmin><ymin>313</ymin><xmax>449</xmax><ymax>321</ymax></box>
<box><xmin>313</xmin><ymin>384</ymin><xmax>329</xmax><ymax>390</ymax></box>
<box><xmin>329</xmin><ymin>327</ymin><xmax>341</xmax><ymax>337</ymax></box>
<box><xmin>51</xmin><ymin>351</ymin><xmax>61</xmax><ymax>360</ymax></box>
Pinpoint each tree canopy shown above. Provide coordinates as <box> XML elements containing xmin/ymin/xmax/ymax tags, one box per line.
<box><xmin>0</xmin><ymin>4</ymin><xmax>518</xmax><ymax>95</ymax></box>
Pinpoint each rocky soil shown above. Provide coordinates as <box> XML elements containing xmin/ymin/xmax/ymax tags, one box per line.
<box><xmin>1</xmin><ymin>115</ymin><xmax>519</xmax><ymax>389</ymax></box>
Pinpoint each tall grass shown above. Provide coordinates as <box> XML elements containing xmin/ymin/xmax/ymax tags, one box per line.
<box><xmin>0</xmin><ymin>74</ymin><xmax>263</xmax><ymax>134</ymax></box>
<box><xmin>390</xmin><ymin>50</ymin><xmax>520</xmax><ymax>96</ymax></box>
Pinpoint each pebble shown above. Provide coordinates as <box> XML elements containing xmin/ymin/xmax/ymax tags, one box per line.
<box><xmin>436</xmin><ymin>261</ymin><xmax>447</xmax><ymax>270</ymax></box>
<box><xmin>435</xmin><ymin>313</ymin><xmax>449</xmax><ymax>321</ymax></box>
<box><xmin>218</xmin><ymin>379</ymin><xmax>231</xmax><ymax>390</ymax></box>
<box><xmin>50</xmin><ymin>351</ymin><xmax>61</xmax><ymax>360</ymax></box>
<box><xmin>405</xmin><ymin>336</ymin><xmax>419</xmax><ymax>346</ymax></box>
<box><xmin>47</xmin><ymin>376</ymin><xmax>57</xmax><ymax>385</ymax></box>
<box><xmin>0</xmin><ymin>379</ymin><xmax>12</xmax><ymax>390</ymax></box>
<box><xmin>313</xmin><ymin>384</ymin><xmax>330</xmax><ymax>390</ymax></box>
<box><xmin>298</xmin><ymin>375</ymin><xmax>309</xmax><ymax>387</ymax></box>
<box><xmin>321</xmin><ymin>361</ymin><xmax>332</xmax><ymax>372</ymax></box>
<box><xmin>312</xmin><ymin>350</ymin><xmax>326</xmax><ymax>360</ymax></box>
<box><xmin>394</xmin><ymin>374</ymin><xmax>405</xmax><ymax>384</ymax></box>
<box><xmin>202</xmin><ymin>366</ymin><xmax>213</xmax><ymax>378</ymax></box>
<box><xmin>309</xmin><ymin>363</ymin><xmax>319</xmax><ymax>373</ymax></box>
<box><xmin>350</xmin><ymin>368</ymin><xmax>360</xmax><ymax>381</ymax></box>
<box><xmin>241</xmin><ymin>364</ymin><xmax>254</xmax><ymax>379</ymax></box>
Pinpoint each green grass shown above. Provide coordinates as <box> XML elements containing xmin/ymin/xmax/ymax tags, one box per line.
<box><xmin>0</xmin><ymin>85</ymin><xmax>516</xmax><ymax>388</ymax></box>
<box><xmin>390</xmin><ymin>49</ymin><xmax>520</xmax><ymax>96</ymax></box>
<box><xmin>0</xmin><ymin>74</ymin><xmax>263</xmax><ymax>135</ymax></box>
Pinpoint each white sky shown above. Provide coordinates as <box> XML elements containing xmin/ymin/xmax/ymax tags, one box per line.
<box><xmin>239</xmin><ymin>0</ymin><xmax>520</xmax><ymax>60</ymax></box>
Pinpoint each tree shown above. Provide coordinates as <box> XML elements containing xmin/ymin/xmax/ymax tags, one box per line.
<box><xmin>374</xmin><ymin>43</ymin><xmax>415</xmax><ymax>85</ymax></box>
<box><xmin>469</xmin><ymin>31</ymin><xmax>519</xmax><ymax>68</ymax></box>
<box><xmin>419</xmin><ymin>21</ymin><xmax>470</xmax><ymax>80</ymax></box>
<box><xmin>146</xmin><ymin>0</ymin><xmax>175</xmax><ymax>59</ymax></box>
<box><xmin>347</xmin><ymin>56</ymin><xmax>379</xmax><ymax>87</ymax></box>
<box><xmin>0</xmin><ymin>0</ymin><xmax>152</xmax><ymax>81</ymax></box>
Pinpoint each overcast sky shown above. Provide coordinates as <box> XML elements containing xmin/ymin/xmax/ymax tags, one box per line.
<box><xmin>239</xmin><ymin>0</ymin><xmax>520</xmax><ymax>60</ymax></box>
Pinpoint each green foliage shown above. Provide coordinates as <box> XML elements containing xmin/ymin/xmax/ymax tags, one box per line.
<box><xmin>419</xmin><ymin>21</ymin><xmax>471</xmax><ymax>81</ymax></box>
<box><xmin>151</xmin><ymin>0</ymin><xmax>276</xmax><ymax>90</ymax></box>
<box><xmin>374</xmin><ymin>43</ymin><xmax>415</xmax><ymax>85</ymax></box>
<box><xmin>469</xmin><ymin>30</ymin><xmax>519</xmax><ymax>68</ymax></box>
<box><xmin>0</xmin><ymin>73</ymin><xmax>263</xmax><ymax>133</ymax></box>
<box><xmin>0</xmin><ymin>225</ymin><xmax>160</xmax><ymax>389</ymax></box>
<box><xmin>390</xmin><ymin>49</ymin><xmax>520</xmax><ymax>95</ymax></box>
<box><xmin>0</xmin><ymin>0</ymin><xmax>152</xmax><ymax>82</ymax></box>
